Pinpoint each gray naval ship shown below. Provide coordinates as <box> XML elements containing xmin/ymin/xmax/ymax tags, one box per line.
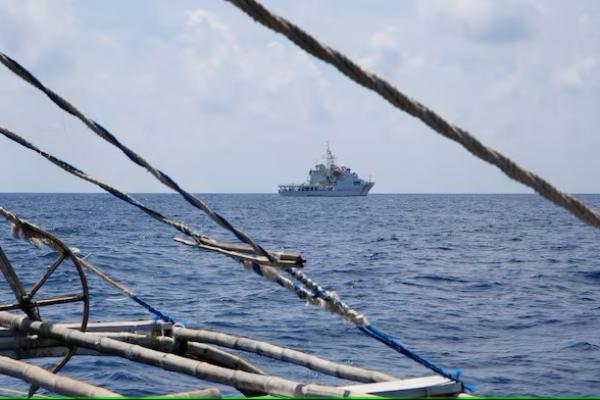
<box><xmin>278</xmin><ymin>144</ymin><xmax>374</xmax><ymax>196</ymax></box>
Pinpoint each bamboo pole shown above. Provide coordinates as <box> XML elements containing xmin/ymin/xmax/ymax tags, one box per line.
<box><xmin>155</xmin><ymin>387</ymin><xmax>221</xmax><ymax>398</ymax></box>
<box><xmin>56</xmin><ymin>319</ymin><xmax>171</xmax><ymax>333</ymax></box>
<box><xmin>1</xmin><ymin>329</ymin><xmax>265</xmax><ymax>396</ymax></box>
<box><xmin>0</xmin><ymin>355</ymin><xmax>120</xmax><ymax>397</ymax></box>
<box><xmin>173</xmin><ymin>326</ymin><xmax>397</xmax><ymax>383</ymax></box>
<box><xmin>0</xmin><ymin>312</ymin><xmax>356</xmax><ymax>397</ymax></box>
<box><xmin>174</xmin><ymin>237</ymin><xmax>302</xmax><ymax>269</ymax></box>
<box><xmin>181</xmin><ymin>341</ymin><xmax>264</xmax><ymax>375</ymax></box>
<box><xmin>1</xmin><ymin>345</ymin><xmax>99</xmax><ymax>359</ymax></box>
<box><xmin>0</xmin><ymin>331</ymin><xmax>264</xmax><ymax>374</ymax></box>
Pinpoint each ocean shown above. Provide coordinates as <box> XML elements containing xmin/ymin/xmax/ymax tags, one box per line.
<box><xmin>0</xmin><ymin>193</ymin><xmax>599</xmax><ymax>396</ymax></box>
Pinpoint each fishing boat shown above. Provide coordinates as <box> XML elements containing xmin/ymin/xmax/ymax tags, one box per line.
<box><xmin>278</xmin><ymin>144</ymin><xmax>374</xmax><ymax>197</ymax></box>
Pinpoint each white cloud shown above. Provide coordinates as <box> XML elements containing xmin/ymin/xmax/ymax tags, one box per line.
<box><xmin>556</xmin><ymin>56</ymin><xmax>597</xmax><ymax>88</ymax></box>
<box><xmin>0</xmin><ymin>0</ymin><xmax>78</xmax><ymax>68</ymax></box>
<box><xmin>176</xmin><ymin>8</ymin><xmax>239</xmax><ymax>88</ymax></box>
<box><xmin>358</xmin><ymin>27</ymin><xmax>425</xmax><ymax>79</ymax></box>
<box><xmin>0</xmin><ymin>0</ymin><xmax>599</xmax><ymax>193</ymax></box>
<box><xmin>418</xmin><ymin>0</ymin><xmax>538</xmax><ymax>44</ymax></box>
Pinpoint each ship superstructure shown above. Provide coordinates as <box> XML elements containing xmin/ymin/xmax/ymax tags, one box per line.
<box><xmin>278</xmin><ymin>144</ymin><xmax>374</xmax><ymax>196</ymax></box>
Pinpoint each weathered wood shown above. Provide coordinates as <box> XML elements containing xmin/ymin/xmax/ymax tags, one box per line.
<box><xmin>0</xmin><ymin>293</ymin><xmax>84</xmax><ymax>312</ymax></box>
<box><xmin>0</xmin><ymin>246</ymin><xmax>27</xmax><ymax>301</ymax></box>
<box><xmin>175</xmin><ymin>237</ymin><xmax>303</xmax><ymax>269</ymax></box>
<box><xmin>28</xmin><ymin>254</ymin><xmax>66</xmax><ymax>298</ymax></box>
<box><xmin>0</xmin><ymin>319</ymin><xmax>170</xmax><ymax>342</ymax></box>
<box><xmin>0</xmin><ymin>246</ymin><xmax>40</xmax><ymax>320</ymax></box>
<box><xmin>0</xmin><ymin>355</ymin><xmax>120</xmax><ymax>397</ymax></box>
<box><xmin>184</xmin><ymin>341</ymin><xmax>264</xmax><ymax>375</ymax></box>
<box><xmin>59</xmin><ymin>319</ymin><xmax>171</xmax><ymax>334</ymax></box>
<box><xmin>0</xmin><ymin>331</ymin><xmax>264</xmax><ymax>376</ymax></box>
<box><xmin>0</xmin><ymin>331</ymin><xmax>149</xmax><ymax>352</ymax></box>
<box><xmin>1</xmin><ymin>328</ymin><xmax>265</xmax><ymax>396</ymax></box>
<box><xmin>173</xmin><ymin>326</ymin><xmax>398</xmax><ymax>383</ymax></box>
<box><xmin>182</xmin><ymin>341</ymin><xmax>266</xmax><ymax>397</ymax></box>
<box><xmin>198</xmin><ymin>236</ymin><xmax>304</xmax><ymax>265</ymax></box>
<box><xmin>0</xmin><ymin>312</ymin><xmax>358</xmax><ymax>397</ymax></box>
<box><xmin>1</xmin><ymin>345</ymin><xmax>100</xmax><ymax>359</ymax></box>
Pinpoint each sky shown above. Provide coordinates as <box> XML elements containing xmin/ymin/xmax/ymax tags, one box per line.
<box><xmin>0</xmin><ymin>0</ymin><xmax>598</xmax><ymax>193</ymax></box>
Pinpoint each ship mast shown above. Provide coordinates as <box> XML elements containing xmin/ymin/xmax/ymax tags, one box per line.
<box><xmin>325</xmin><ymin>141</ymin><xmax>336</xmax><ymax>167</ymax></box>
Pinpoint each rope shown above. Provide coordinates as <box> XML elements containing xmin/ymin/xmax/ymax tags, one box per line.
<box><xmin>0</xmin><ymin>125</ymin><xmax>195</xmax><ymax>239</ymax></box>
<box><xmin>0</xmin><ymin>48</ymin><xmax>470</xmax><ymax>386</ymax></box>
<box><xmin>0</xmin><ymin>51</ymin><xmax>276</xmax><ymax>264</ymax></box>
<box><xmin>288</xmin><ymin>264</ymin><xmax>469</xmax><ymax>389</ymax></box>
<box><xmin>0</xmin><ymin>204</ymin><xmax>176</xmax><ymax>323</ymax></box>
<box><xmin>225</xmin><ymin>0</ymin><xmax>600</xmax><ymax>232</ymax></box>
<box><xmin>77</xmin><ymin>257</ymin><xmax>177</xmax><ymax>323</ymax></box>
<box><xmin>2</xmin><ymin>130</ymin><xmax>448</xmax><ymax>385</ymax></box>
<box><xmin>0</xmin><ymin>124</ymin><xmax>362</xmax><ymax>323</ymax></box>
<box><xmin>287</xmin><ymin>267</ymin><xmax>364</xmax><ymax>323</ymax></box>
<box><xmin>359</xmin><ymin>324</ymin><xmax>468</xmax><ymax>388</ymax></box>
<box><xmin>0</xmin><ymin>14</ymin><xmax>515</xmax><ymax>383</ymax></box>
<box><xmin>244</xmin><ymin>261</ymin><xmax>366</xmax><ymax>325</ymax></box>
<box><xmin>0</xmin><ymin>124</ymin><xmax>289</xmax><ymax>267</ymax></box>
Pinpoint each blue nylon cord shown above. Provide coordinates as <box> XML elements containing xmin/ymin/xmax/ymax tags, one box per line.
<box><xmin>129</xmin><ymin>263</ymin><xmax>472</xmax><ymax>392</ymax></box>
<box><xmin>359</xmin><ymin>324</ymin><xmax>474</xmax><ymax>392</ymax></box>
<box><xmin>131</xmin><ymin>294</ymin><xmax>177</xmax><ymax>324</ymax></box>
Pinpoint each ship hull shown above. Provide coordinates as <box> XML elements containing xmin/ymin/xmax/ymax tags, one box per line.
<box><xmin>279</xmin><ymin>182</ymin><xmax>374</xmax><ymax>197</ymax></box>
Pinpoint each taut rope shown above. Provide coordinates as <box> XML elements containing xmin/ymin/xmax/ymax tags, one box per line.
<box><xmin>0</xmin><ymin>76</ymin><xmax>462</xmax><ymax>384</ymax></box>
<box><xmin>225</xmin><ymin>0</ymin><xmax>600</xmax><ymax>231</ymax></box>
<box><xmin>0</xmin><ymin>124</ymin><xmax>364</xmax><ymax>324</ymax></box>
<box><xmin>0</xmin><ymin>51</ymin><xmax>277</xmax><ymax>264</ymax></box>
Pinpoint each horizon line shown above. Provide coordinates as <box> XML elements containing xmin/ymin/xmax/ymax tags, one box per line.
<box><xmin>1</xmin><ymin>192</ymin><xmax>599</xmax><ymax>195</ymax></box>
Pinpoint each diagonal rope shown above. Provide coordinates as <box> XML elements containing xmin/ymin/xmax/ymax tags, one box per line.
<box><xmin>0</xmin><ymin>124</ymin><xmax>363</xmax><ymax>324</ymax></box>
<box><xmin>0</xmin><ymin>46</ymin><xmax>471</xmax><ymax>387</ymax></box>
<box><xmin>0</xmin><ymin>120</ymin><xmax>463</xmax><ymax>389</ymax></box>
<box><xmin>225</xmin><ymin>0</ymin><xmax>600</xmax><ymax>232</ymax></box>
<box><xmin>0</xmin><ymin>204</ymin><xmax>176</xmax><ymax>323</ymax></box>
<box><xmin>0</xmin><ymin>126</ymin><xmax>194</xmax><ymax>238</ymax></box>
<box><xmin>0</xmin><ymin>48</ymin><xmax>366</xmax><ymax>327</ymax></box>
<box><xmin>0</xmin><ymin>21</ymin><xmax>488</xmax><ymax>383</ymax></box>
<box><xmin>0</xmin><ymin>51</ymin><xmax>276</xmax><ymax>263</ymax></box>
<box><xmin>0</xmin><ymin>124</ymin><xmax>298</xmax><ymax>269</ymax></box>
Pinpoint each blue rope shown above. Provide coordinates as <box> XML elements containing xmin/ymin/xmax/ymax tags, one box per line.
<box><xmin>131</xmin><ymin>294</ymin><xmax>178</xmax><ymax>324</ymax></box>
<box><xmin>359</xmin><ymin>324</ymin><xmax>474</xmax><ymax>392</ymax></box>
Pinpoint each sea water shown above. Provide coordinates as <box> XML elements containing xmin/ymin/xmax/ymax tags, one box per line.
<box><xmin>0</xmin><ymin>193</ymin><xmax>598</xmax><ymax>396</ymax></box>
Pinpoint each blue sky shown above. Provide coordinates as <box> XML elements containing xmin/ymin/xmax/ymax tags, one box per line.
<box><xmin>0</xmin><ymin>0</ymin><xmax>598</xmax><ymax>193</ymax></box>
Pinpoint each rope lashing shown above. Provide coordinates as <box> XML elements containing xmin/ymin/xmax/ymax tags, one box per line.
<box><xmin>225</xmin><ymin>0</ymin><xmax>600</xmax><ymax>232</ymax></box>
<box><xmin>287</xmin><ymin>267</ymin><xmax>361</xmax><ymax>320</ymax></box>
<box><xmin>242</xmin><ymin>261</ymin><xmax>367</xmax><ymax>325</ymax></box>
<box><xmin>0</xmin><ymin>51</ymin><xmax>277</xmax><ymax>265</ymax></box>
